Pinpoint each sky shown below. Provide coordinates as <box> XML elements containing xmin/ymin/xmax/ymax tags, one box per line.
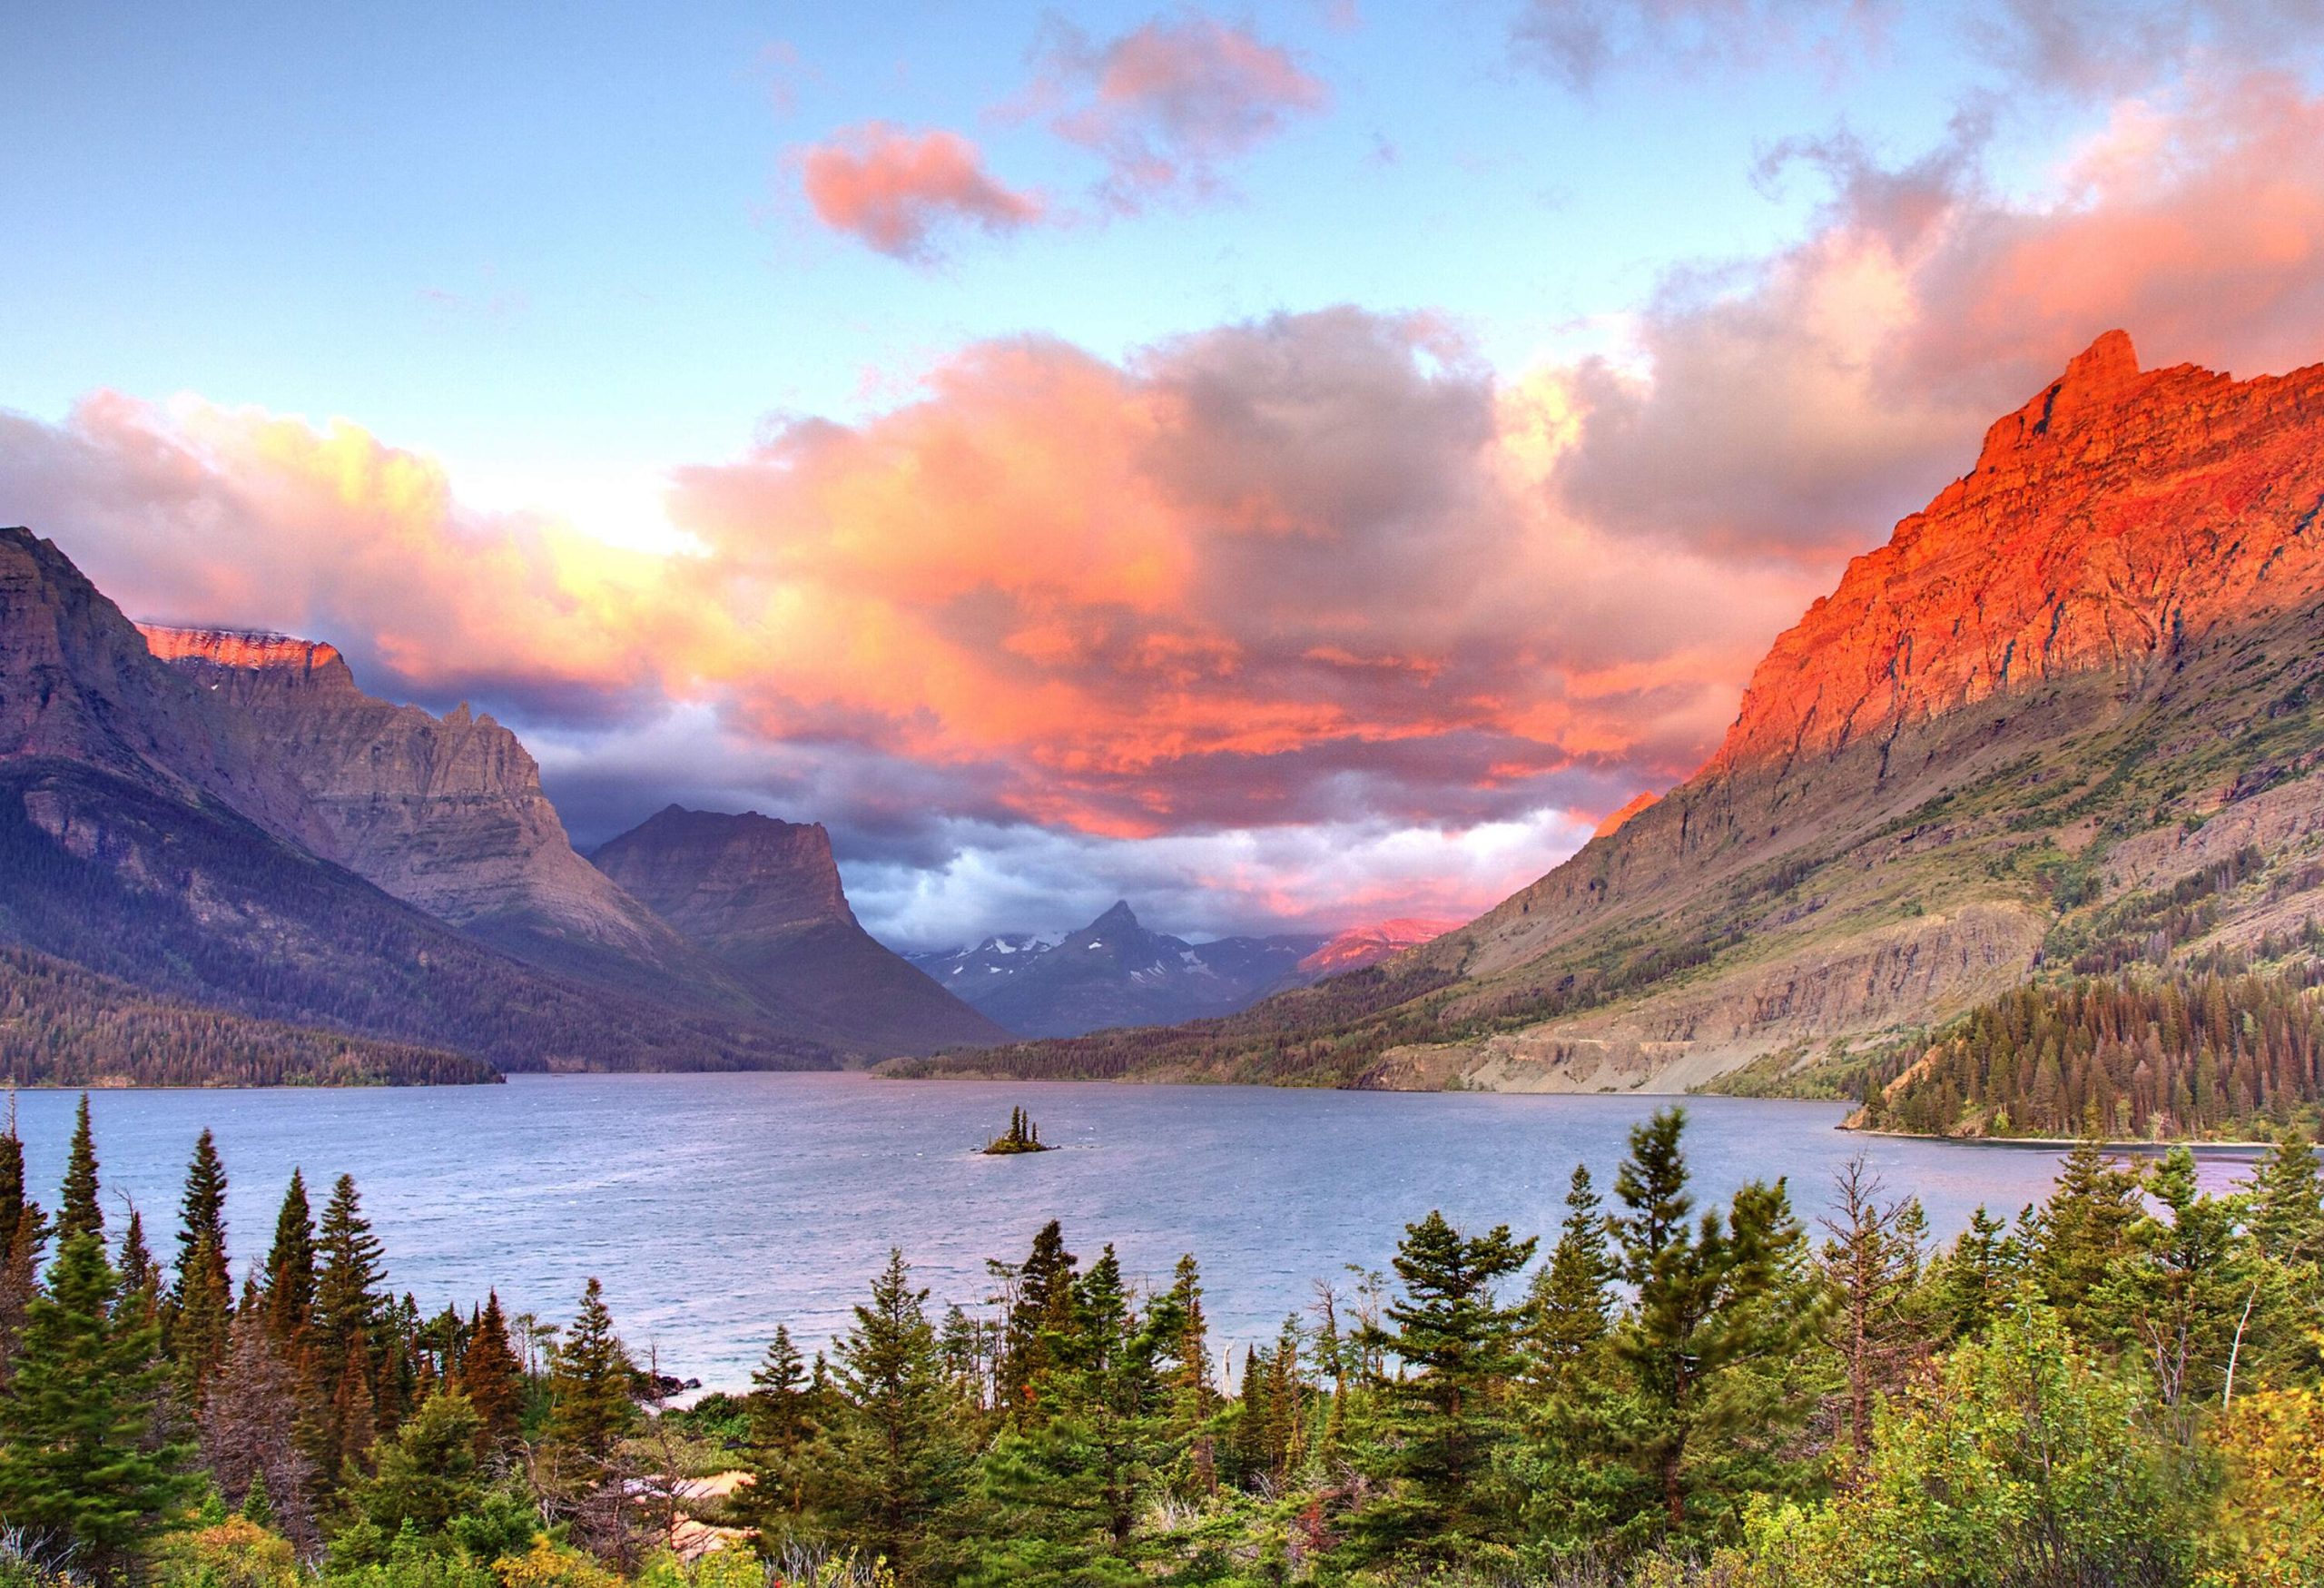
<box><xmin>6</xmin><ymin>1</ymin><xmax>2324</xmax><ymax>952</ymax></box>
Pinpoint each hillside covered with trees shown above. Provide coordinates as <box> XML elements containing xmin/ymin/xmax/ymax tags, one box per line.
<box><xmin>3</xmin><ymin>1103</ymin><xmax>2321</xmax><ymax>1586</ymax></box>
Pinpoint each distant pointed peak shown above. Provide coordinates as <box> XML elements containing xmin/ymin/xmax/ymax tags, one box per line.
<box><xmin>1093</xmin><ymin>900</ymin><xmax>1139</xmax><ymax>927</ymax></box>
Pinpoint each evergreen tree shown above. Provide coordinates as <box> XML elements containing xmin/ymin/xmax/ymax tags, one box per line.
<box><xmin>114</xmin><ymin>1210</ymin><xmax>161</xmax><ymax>1326</ymax></box>
<box><xmin>0</xmin><ymin>1133</ymin><xmax>45</xmax><ymax>1383</ymax></box>
<box><xmin>171</xmin><ymin>1129</ymin><xmax>231</xmax><ymax>1321</ymax></box>
<box><xmin>458</xmin><ymin>1290</ymin><xmax>526</xmax><ymax>1455</ymax></box>
<box><xmin>201</xmin><ymin>1305</ymin><xmax>318</xmax><ymax>1552</ymax></box>
<box><xmin>350</xmin><ymin>1390</ymin><xmax>489</xmax><ymax>1543</ymax></box>
<box><xmin>1817</xmin><ymin>1158</ymin><xmax>1927</xmax><ymax>1459</ymax></box>
<box><xmin>1152</xmin><ymin>1254</ymin><xmax>1216</xmax><ymax>1496</ymax></box>
<box><xmin>1610</xmin><ymin>1107</ymin><xmax>1822</xmax><ymax>1535</ymax></box>
<box><xmin>1348</xmin><ymin>1209</ymin><xmax>1536</xmax><ymax>1564</ymax></box>
<box><xmin>824</xmin><ymin>1248</ymin><xmax>965</xmax><ymax>1582</ymax></box>
<box><xmin>56</xmin><ymin>1094</ymin><xmax>102</xmax><ymax>1243</ymax></box>
<box><xmin>1529</xmin><ymin>1163</ymin><xmax>1615</xmax><ymax>1382</ymax></box>
<box><xmin>999</xmin><ymin>1220</ymin><xmax>1078</xmax><ymax>1420</ymax></box>
<box><xmin>2029</xmin><ymin>1137</ymin><xmax>2146</xmax><ymax>1335</ymax></box>
<box><xmin>314</xmin><ymin>1172</ymin><xmax>387</xmax><ymax>1454</ymax></box>
<box><xmin>264</xmin><ymin>1169</ymin><xmax>318</xmax><ymax>1345</ymax></box>
<box><xmin>1935</xmin><ymin>1206</ymin><xmax>2018</xmax><ymax>1340</ymax></box>
<box><xmin>2107</xmin><ymin>1147</ymin><xmax>2249</xmax><ymax>1414</ymax></box>
<box><xmin>544</xmin><ymin>1277</ymin><xmax>637</xmax><ymax>1473</ymax></box>
<box><xmin>172</xmin><ymin>1228</ymin><xmax>233</xmax><ymax>1412</ymax></box>
<box><xmin>0</xmin><ymin>1216</ymin><xmax>190</xmax><ymax>1576</ymax></box>
<box><xmin>744</xmin><ymin>1324</ymin><xmax>818</xmax><ymax>1537</ymax></box>
<box><xmin>2248</xmin><ymin>1126</ymin><xmax>2324</xmax><ymax>1267</ymax></box>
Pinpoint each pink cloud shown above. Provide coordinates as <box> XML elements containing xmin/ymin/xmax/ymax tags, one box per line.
<box><xmin>796</xmin><ymin>122</ymin><xmax>1042</xmax><ymax>261</ymax></box>
<box><xmin>1035</xmin><ymin>12</ymin><xmax>1328</xmax><ymax>209</ymax></box>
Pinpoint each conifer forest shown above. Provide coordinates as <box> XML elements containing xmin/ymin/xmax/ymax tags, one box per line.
<box><xmin>0</xmin><ymin>1099</ymin><xmax>2319</xmax><ymax>1588</ymax></box>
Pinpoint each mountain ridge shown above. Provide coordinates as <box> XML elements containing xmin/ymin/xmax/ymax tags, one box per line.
<box><xmin>900</xmin><ymin>331</ymin><xmax>2324</xmax><ymax>1096</ymax></box>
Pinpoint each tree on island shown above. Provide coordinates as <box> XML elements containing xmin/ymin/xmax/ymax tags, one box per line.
<box><xmin>984</xmin><ymin>1107</ymin><xmax>1053</xmax><ymax>1155</ymax></box>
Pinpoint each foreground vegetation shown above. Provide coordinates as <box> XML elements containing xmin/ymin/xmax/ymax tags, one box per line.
<box><xmin>2</xmin><ymin>1100</ymin><xmax>2321</xmax><ymax>1587</ymax></box>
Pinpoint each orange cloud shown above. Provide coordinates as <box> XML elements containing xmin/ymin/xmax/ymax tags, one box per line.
<box><xmin>796</xmin><ymin>123</ymin><xmax>1042</xmax><ymax>261</ymax></box>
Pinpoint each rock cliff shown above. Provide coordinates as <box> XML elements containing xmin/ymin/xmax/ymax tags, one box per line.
<box><xmin>589</xmin><ymin>806</ymin><xmax>1009</xmax><ymax>1055</ymax></box>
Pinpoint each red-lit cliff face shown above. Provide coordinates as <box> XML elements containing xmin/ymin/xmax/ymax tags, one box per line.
<box><xmin>1713</xmin><ymin>330</ymin><xmax>2324</xmax><ymax>775</ymax></box>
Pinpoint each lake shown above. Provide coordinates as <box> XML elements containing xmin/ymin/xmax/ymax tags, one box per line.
<box><xmin>3</xmin><ymin>1076</ymin><xmax>2258</xmax><ymax>1389</ymax></box>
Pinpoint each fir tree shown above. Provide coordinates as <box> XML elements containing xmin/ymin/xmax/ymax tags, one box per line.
<box><xmin>1936</xmin><ymin>1206</ymin><xmax>2018</xmax><ymax>1339</ymax></box>
<box><xmin>745</xmin><ymin>1324</ymin><xmax>817</xmax><ymax>1536</ymax></box>
<box><xmin>56</xmin><ymin>1094</ymin><xmax>102</xmax><ymax>1244</ymax></box>
<box><xmin>314</xmin><ymin>1172</ymin><xmax>386</xmax><ymax>1454</ymax></box>
<box><xmin>114</xmin><ymin>1210</ymin><xmax>161</xmax><ymax>1327</ymax></box>
<box><xmin>458</xmin><ymin>1291</ymin><xmax>526</xmax><ymax>1455</ymax></box>
<box><xmin>544</xmin><ymin>1277</ymin><xmax>637</xmax><ymax>1475</ymax></box>
<box><xmin>2248</xmin><ymin>1126</ymin><xmax>2324</xmax><ymax>1267</ymax></box>
<box><xmin>2029</xmin><ymin>1137</ymin><xmax>2146</xmax><ymax>1335</ymax></box>
<box><xmin>0</xmin><ymin>1217</ymin><xmax>190</xmax><ymax>1576</ymax></box>
<box><xmin>825</xmin><ymin>1248</ymin><xmax>965</xmax><ymax>1582</ymax></box>
<box><xmin>1611</xmin><ymin>1107</ymin><xmax>1822</xmax><ymax>1534</ymax></box>
<box><xmin>264</xmin><ymin>1169</ymin><xmax>318</xmax><ymax>1345</ymax></box>
<box><xmin>1529</xmin><ymin>1163</ymin><xmax>1615</xmax><ymax>1381</ymax></box>
<box><xmin>1349</xmin><ymin>1209</ymin><xmax>1536</xmax><ymax>1564</ymax></box>
<box><xmin>172</xmin><ymin>1229</ymin><xmax>233</xmax><ymax>1412</ymax></box>
<box><xmin>171</xmin><ymin>1129</ymin><xmax>231</xmax><ymax>1321</ymax></box>
<box><xmin>999</xmin><ymin>1220</ymin><xmax>1079</xmax><ymax>1419</ymax></box>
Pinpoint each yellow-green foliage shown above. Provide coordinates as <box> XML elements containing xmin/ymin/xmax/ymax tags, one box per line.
<box><xmin>150</xmin><ymin>1518</ymin><xmax>300</xmax><ymax>1588</ymax></box>
<box><xmin>2200</xmin><ymin>1382</ymin><xmax>2324</xmax><ymax>1587</ymax></box>
<box><xmin>493</xmin><ymin>1540</ymin><xmax>621</xmax><ymax>1588</ymax></box>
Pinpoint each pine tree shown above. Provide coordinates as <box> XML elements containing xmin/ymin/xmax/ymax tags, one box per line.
<box><xmin>0</xmin><ymin>1210</ymin><xmax>190</xmax><ymax>1576</ymax></box>
<box><xmin>171</xmin><ymin>1129</ymin><xmax>231</xmax><ymax>1321</ymax></box>
<box><xmin>1348</xmin><ymin>1209</ymin><xmax>1536</xmax><ymax>1564</ymax></box>
<box><xmin>744</xmin><ymin>1324</ymin><xmax>816</xmax><ymax>1535</ymax></box>
<box><xmin>825</xmin><ymin>1248</ymin><xmax>964</xmax><ymax>1581</ymax></box>
<box><xmin>1529</xmin><ymin>1163</ymin><xmax>1616</xmax><ymax>1381</ymax></box>
<box><xmin>314</xmin><ymin>1173</ymin><xmax>386</xmax><ymax>1461</ymax></box>
<box><xmin>998</xmin><ymin>1220</ymin><xmax>1079</xmax><ymax>1421</ymax></box>
<box><xmin>1611</xmin><ymin>1107</ymin><xmax>1822</xmax><ymax>1534</ymax></box>
<box><xmin>0</xmin><ymin>1112</ymin><xmax>45</xmax><ymax>1382</ymax></box>
<box><xmin>1156</xmin><ymin>1254</ymin><xmax>1216</xmax><ymax>1495</ymax></box>
<box><xmin>202</xmin><ymin>1305</ymin><xmax>318</xmax><ymax>1552</ymax></box>
<box><xmin>544</xmin><ymin>1277</ymin><xmax>637</xmax><ymax>1475</ymax></box>
<box><xmin>172</xmin><ymin>1228</ymin><xmax>233</xmax><ymax>1413</ymax></box>
<box><xmin>114</xmin><ymin>1210</ymin><xmax>161</xmax><ymax>1326</ymax></box>
<box><xmin>458</xmin><ymin>1291</ymin><xmax>526</xmax><ymax>1455</ymax></box>
<box><xmin>56</xmin><ymin>1094</ymin><xmax>102</xmax><ymax>1243</ymax></box>
<box><xmin>1818</xmin><ymin>1158</ymin><xmax>1928</xmax><ymax>1459</ymax></box>
<box><xmin>2248</xmin><ymin>1127</ymin><xmax>2324</xmax><ymax>1267</ymax></box>
<box><xmin>1935</xmin><ymin>1205</ymin><xmax>2018</xmax><ymax>1339</ymax></box>
<box><xmin>264</xmin><ymin>1169</ymin><xmax>318</xmax><ymax>1345</ymax></box>
<box><xmin>2030</xmin><ymin>1137</ymin><xmax>2145</xmax><ymax>1336</ymax></box>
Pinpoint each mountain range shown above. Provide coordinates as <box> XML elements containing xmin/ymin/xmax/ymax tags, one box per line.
<box><xmin>904</xmin><ymin>902</ymin><xmax>1452</xmax><ymax>1038</ymax></box>
<box><xmin>0</xmin><ymin>528</ymin><xmax>1002</xmax><ymax>1082</ymax></box>
<box><xmin>906</xmin><ymin>331</ymin><xmax>2324</xmax><ymax>1103</ymax></box>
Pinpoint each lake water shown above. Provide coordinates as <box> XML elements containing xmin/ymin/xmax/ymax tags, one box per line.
<box><xmin>4</xmin><ymin>1076</ymin><xmax>2260</xmax><ymax>1389</ymax></box>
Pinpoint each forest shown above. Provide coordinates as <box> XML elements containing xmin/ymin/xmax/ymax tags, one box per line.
<box><xmin>1860</xmin><ymin>960</ymin><xmax>2324</xmax><ymax>1140</ymax></box>
<box><xmin>1</xmin><ymin>1100</ymin><xmax>2320</xmax><ymax>1588</ymax></box>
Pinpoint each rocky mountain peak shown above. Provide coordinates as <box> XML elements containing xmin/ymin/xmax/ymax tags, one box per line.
<box><xmin>590</xmin><ymin>806</ymin><xmax>851</xmax><ymax>936</ymax></box>
<box><xmin>137</xmin><ymin>625</ymin><xmax>358</xmax><ymax>697</ymax></box>
<box><xmin>1709</xmin><ymin>331</ymin><xmax>2324</xmax><ymax>775</ymax></box>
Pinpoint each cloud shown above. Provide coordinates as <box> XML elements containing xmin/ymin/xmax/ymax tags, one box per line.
<box><xmin>1031</xmin><ymin>11</ymin><xmax>1329</xmax><ymax>210</ymax></box>
<box><xmin>1512</xmin><ymin>0</ymin><xmax>1890</xmax><ymax>92</ymax></box>
<box><xmin>1507</xmin><ymin>0</ymin><xmax>2324</xmax><ymax>95</ymax></box>
<box><xmin>795</xmin><ymin>123</ymin><xmax>1043</xmax><ymax>261</ymax></box>
<box><xmin>15</xmin><ymin>71</ymin><xmax>2324</xmax><ymax>939</ymax></box>
<box><xmin>1554</xmin><ymin>73</ymin><xmax>2324</xmax><ymax>561</ymax></box>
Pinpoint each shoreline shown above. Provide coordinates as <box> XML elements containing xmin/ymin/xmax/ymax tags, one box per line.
<box><xmin>1843</xmin><ymin>1126</ymin><xmax>2275</xmax><ymax>1157</ymax></box>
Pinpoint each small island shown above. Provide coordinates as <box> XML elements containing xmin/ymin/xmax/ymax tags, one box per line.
<box><xmin>981</xmin><ymin>1106</ymin><xmax>1055</xmax><ymax>1155</ymax></box>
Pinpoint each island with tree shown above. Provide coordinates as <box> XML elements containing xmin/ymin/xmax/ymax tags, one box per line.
<box><xmin>980</xmin><ymin>1106</ymin><xmax>1054</xmax><ymax>1155</ymax></box>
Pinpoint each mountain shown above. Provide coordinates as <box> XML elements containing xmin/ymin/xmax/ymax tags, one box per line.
<box><xmin>0</xmin><ymin>525</ymin><xmax>832</xmax><ymax>1080</ymax></box>
<box><xmin>903</xmin><ymin>331</ymin><xmax>2324</xmax><ymax>1095</ymax></box>
<box><xmin>136</xmin><ymin>624</ymin><xmax>781</xmax><ymax>1021</ymax></box>
<box><xmin>587</xmin><ymin>805</ymin><xmax>1009</xmax><ymax>1056</ymax></box>
<box><xmin>1287</xmin><ymin>919</ymin><xmax>1462</xmax><ymax>982</ymax></box>
<box><xmin>910</xmin><ymin>901</ymin><xmax>1327</xmax><ymax>1038</ymax></box>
